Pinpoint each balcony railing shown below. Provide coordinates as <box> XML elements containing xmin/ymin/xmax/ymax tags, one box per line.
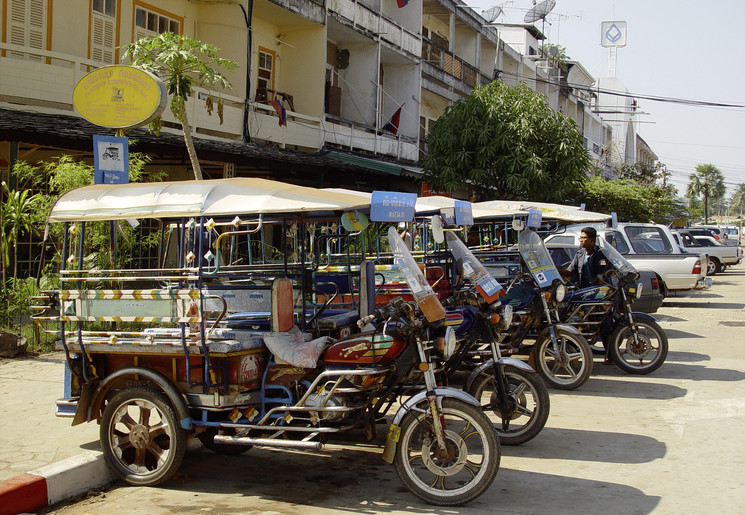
<box><xmin>323</xmin><ymin>115</ymin><xmax>419</xmax><ymax>162</ymax></box>
<box><xmin>421</xmin><ymin>38</ymin><xmax>477</xmax><ymax>88</ymax></box>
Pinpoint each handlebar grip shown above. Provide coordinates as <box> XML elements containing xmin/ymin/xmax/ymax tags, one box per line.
<box><xmin>357</xmin><ymin>314</ymin><xmax>377</xmax><ymax>328</ymax></box>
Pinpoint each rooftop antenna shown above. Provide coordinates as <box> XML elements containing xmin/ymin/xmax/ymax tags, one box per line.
<box><xmin>524</xmin><ymin>0</ymin><xmax>556</xmax><ymax>51</ymax></box>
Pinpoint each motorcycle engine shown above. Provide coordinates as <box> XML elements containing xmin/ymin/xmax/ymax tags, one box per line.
<box><xmin>305</xmin><ymin>392</ymin><xmax>346</xmax><ymax>423</ymax></box>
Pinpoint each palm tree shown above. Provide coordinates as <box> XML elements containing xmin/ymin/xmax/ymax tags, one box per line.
<box><xmin>686</xmin><ymin>164</ymin><xmax>726</xmax><ymax>224</ymax></box>
<box><xmin>731</xmin><ymin>183</ymin><xmax>745</xmax><ymax>219</ymax></box>
<box><xmin>123</xmin><ymin>33</ymin><xmax>237</xmax><ymax>180</ymax></box>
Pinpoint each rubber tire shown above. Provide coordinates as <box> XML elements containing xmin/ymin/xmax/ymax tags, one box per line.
<box><xmin>197</xmin><ymin>428</ymin><xmax>252</xmax><ymax>455</ymax></box>
<box><xmin>530</xmin><ymin>329</ymin><xmax>593</xmax><ymax>390</ymax></box>
<box><xmin>394</xmin><ymin>398</ymin><xmax>500</xmax><ymax>506</ymax></box>
<box><xmin>468</xmin><ymin>365</ymin><xmax>550</xmax><ymax>445</ymax></box>
<box><xmin>707</xmin><ymin>257</ymin><xmax>721</xmax><ymax>275</ymax></box>
<box><xmin>100</xmin><ymin>386</ymin><xmax>186</xmax><ymax>486</ymax></box>
<box><xmin>608</xmin><ymin>318</ymin><xmax>668</xmax><ymax>375</ymax></box>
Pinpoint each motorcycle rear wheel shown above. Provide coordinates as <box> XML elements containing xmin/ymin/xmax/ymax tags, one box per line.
<box><xmin>394</xmin><ymin>398</ymin><xmax>500</xmax><ymax>506</ymax></box>
<box><xmin>100</xmin><ymin>386</ymin><xmax>186</xmax><ymax>486</ymax></box>
<box><xmin>469</xmin><ymin>365</ymin><xmax>550</xmax><ymax>445</ymax></box>
<box><xmin>530</xmin><ymin>329</ymin><xmax>593</xmax><ymax>390</ymax></box>
<box><xmin>608</xmin><ymin>319</ymin><xmax>668</xmax><ymax>374</ymax></box>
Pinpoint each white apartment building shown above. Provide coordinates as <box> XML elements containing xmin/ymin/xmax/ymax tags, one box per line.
<box><xmin>0</xmin><ymin>0</ymin><xmax>615</xmax><ymax>192</ymax></box>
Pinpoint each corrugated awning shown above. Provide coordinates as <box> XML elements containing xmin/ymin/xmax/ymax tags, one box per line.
<box><xmin>325</xmin><ymin>151</ymin><xmax>403</xmax><ymax>176</ymax></box>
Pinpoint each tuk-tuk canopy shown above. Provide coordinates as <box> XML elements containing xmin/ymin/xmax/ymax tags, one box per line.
<box><xmin>473</xmin><ymin>200</ymin><xmax>610</xmax><ymax>223</ymax></box>
<box><xmin>48</xmin><ymin>178</ymin><xmax>373</xmax><ymax>222</ymax></box>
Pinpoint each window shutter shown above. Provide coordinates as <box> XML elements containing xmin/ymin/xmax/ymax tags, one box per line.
<box><xmin>91</xmin><ymin>11</ymin><xmax>115</xmax><ymax>63</ymax></box>
<box><xmin>8</xmin><ymin>0</ymin><xmax>47</xmax><ymax>60</ymax></box>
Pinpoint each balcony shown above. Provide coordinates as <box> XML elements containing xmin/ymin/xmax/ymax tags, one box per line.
<box><xmin>327</xmin><ymin>0</ymin><xmax>421</xmax><ymax>58</ymax></box>
<box><xmin>421</xmin><ymin>38</ymin><xmax>478</xmax><ymax>90</ymax></box>
<box><xmin>323</xmin><ymin>115</ymin><xmax>419</xmax><ymax>162</ymax></box>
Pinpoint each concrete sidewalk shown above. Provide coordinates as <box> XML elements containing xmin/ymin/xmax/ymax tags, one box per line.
<box><xmin>0</xmin><ymin>353</ymin><xmax>112</xmax><ymax>515</ymax></box>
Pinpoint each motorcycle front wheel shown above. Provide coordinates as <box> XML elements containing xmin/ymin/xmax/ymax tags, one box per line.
<box><xmin>530</xmin><ymin>329</ymin><xmax>593</xmax><ymax>390</ymax></box>
<box><xmin>394</xmin><ymin>398</ymin><xmax>500</xmax><ymax>506</ymax></box>
<box><xmin>608</xmin><ymin>319</ymin><xmax>668</xmax><ymax>374</ymax></box>
<box><xmin>468</xmin><ymin>365</ymin><xmax>550</xmax><ymax>445</ymax></box>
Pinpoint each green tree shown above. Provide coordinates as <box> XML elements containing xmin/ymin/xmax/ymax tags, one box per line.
<box><xmin>123</xmin><ymin>33</ymin><xmax>237</xmax><ymax>180</ymax></box>
<box><xmin>730</xmin><ymin>183</ymin><xmax>745</xmax><ymax>218</ymax></box>
<box><xmin>572</xmin><ymin>176</ymin><xmax>676</xmax><ymax>223</ymax></box>
<box><xmin>421</xmin><ymin>81</ymin><xmax>591</xmax><ymax>202</ymax></box>
<box><xmin>686</xmin><ymin>163</ymin><xmax>725</xmax><ymax>224</ymax></box>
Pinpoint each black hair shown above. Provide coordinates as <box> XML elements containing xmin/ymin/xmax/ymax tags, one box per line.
<box><xmin>581</xmin><ymin>226</ymin><xmax>597</xmax><ymax>240</ymax></box>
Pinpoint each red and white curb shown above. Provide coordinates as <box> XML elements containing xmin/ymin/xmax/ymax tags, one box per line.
<box><xmin>0</xmin><ymin>452</ymin><xmax>114</xmax><ymax>515</ymax></box>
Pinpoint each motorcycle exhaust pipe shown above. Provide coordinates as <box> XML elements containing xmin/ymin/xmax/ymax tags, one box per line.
<box><xmin>214</xmin><ymin>435</ymin><xmax>323</xmax><ymax>450</ymax></box>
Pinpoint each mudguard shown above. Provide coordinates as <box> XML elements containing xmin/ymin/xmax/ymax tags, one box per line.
<box><xmin>536</xmin><ymin>323</ymin><xmax>581</xmax><ymax>340</ymax></box>
<box><xmin>382</xmin><ymin>387</ymin><xmax>481</xmax><ymax>464</ymax></box>
<box><xmin>464</xmin><ymin>357</ymin><xmax>535</xmax><ymax>393</ymax></box>
<box><xmin>390</xmin><ymin>387</ymin><xmax>480</xmax><ymax>427</ymax></box>
<box><xmin>85</xmin><ymin>367</ymin><xmax>193</xmax><ymax>430</ymax></box>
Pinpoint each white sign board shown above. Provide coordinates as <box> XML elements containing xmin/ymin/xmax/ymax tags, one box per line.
<box><xmin>601</xmin><ymin>21</ymin><xmax>627</xmax><ymax>48</ymax></box>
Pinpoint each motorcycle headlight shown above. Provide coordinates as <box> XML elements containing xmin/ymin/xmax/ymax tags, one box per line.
<box><xmin>500</xmin><ymin>304</ymin><xmax>513</xmax><ymax>330</ymax></box>
<box><xmin>436</xmin><ymin>327</ymin><xmax>457</xmax><ymax>360</ymax></box>
<box><xmin>554</xmin><ymin>283</ymin><xmax>566</xmax><ymax>303</ymax></box>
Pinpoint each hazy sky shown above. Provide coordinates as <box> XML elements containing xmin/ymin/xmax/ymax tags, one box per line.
<box><xmin>464</xmin><ymin>0</ymin><xmax>745</xmax><ymax>201</ymax></box>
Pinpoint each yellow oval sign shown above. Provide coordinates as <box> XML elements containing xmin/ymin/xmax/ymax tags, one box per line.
<box><xmin>73</xmin><ymin>65</ymin><xmax>167</xmax><ymax>129</ymax></box>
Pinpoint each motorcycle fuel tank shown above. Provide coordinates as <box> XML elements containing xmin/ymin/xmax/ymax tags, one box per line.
<box><xmin>324</xmin><ymin>330</ymin><xmax>406</xmax><ymax>365</ymax></box>
<box><xmin>568</xmin><ymin>285</ymin><xmax>612</xmax><ymax>302</ymax></box>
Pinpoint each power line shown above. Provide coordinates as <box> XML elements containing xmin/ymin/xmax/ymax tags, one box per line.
<box><xmin>496</xmin><ymin>69</ymin><xmax>745</xmax><ymax>110</ymax></box>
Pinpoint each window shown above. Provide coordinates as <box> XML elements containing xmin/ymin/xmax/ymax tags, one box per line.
<box><xmin>91</xmin><ymin>0</ymin><xmax>116</xmax><ymax>63</ymax></box>
<box><xmin>7</xmin><ymin>0</ymin><xmax>47</xmax><ymax>61</ymax></box>
<box><xmin>134</xmin><ymin>3</ymin><xmax>181</xmax><ymax>41</ymax></box>
<box><xmin>257</xmin><ymin>48</ymin><xmax>274</xmax><ymax>91</ymax></box>
<box><xmin>92</xmin><ymin>0</ymin><xmax>115</xmax><ymax>16</ymax></box>
<box><xmin>624</xmin><ymin>227</ymin><xmax>672</xmax><ymax>254</ymax></box>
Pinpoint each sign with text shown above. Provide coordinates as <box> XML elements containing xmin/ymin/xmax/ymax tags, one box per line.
<box><xmin>370</xmin><ymin>191</ymin><xmax>416</xmax><ymax>222</ymax></box>
<box><xmin>93</xmin><ymin>135</ymin><xmax>129</xmax><ymax>184</ymax></box>
<box><xmin>73</xmin><ymin>65</ymin><xmax>167</xmax><ymax>129</ymax></box>
<box><xmin>454</xmin><ymin>200</ymin><xmax>474</xmax><ymax>226</ymax></box>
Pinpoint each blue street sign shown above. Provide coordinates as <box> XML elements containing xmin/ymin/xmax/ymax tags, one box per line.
<box><xmin>454</xmin><ymin>200</ymin><xmax>474</xmax><ymax>226</ymax></box>
<box><xmin>526</xmin><ymin>208</ymin><xmax>543</xmax><ymax>229</ymax></box>
<box><xmin>370</xmin><ymin>191</ymin><xmax>417</xmax><ymax>222</ymax></box>
<box><xmin>93</xmin><ymin>135</ymin><xmax>129</xmax><ymax>184</ymax></box>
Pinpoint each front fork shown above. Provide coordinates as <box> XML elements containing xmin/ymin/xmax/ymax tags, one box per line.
<box><xmin>541</xmin><ymin>296</ymin><xmax>565</xmax><ymax>362</ymax></box>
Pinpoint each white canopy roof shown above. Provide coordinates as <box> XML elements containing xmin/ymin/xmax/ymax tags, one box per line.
<box><xmin>473</xmin><ymin>200</ymin><xmax>610</xmax><ymax>223</ymax></box>
<box><xmin>48</xmin><ymin>178</ymin><xmax>373</xmax><ymax>222</ymax></box>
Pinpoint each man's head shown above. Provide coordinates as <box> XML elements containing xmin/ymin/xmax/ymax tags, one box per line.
<box><xmin>579</xmin><ymin>226</ymin><xmax>597</xmax><ymax>251</ymax></box>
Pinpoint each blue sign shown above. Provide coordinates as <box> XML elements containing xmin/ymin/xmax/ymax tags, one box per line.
<box><xmin>93</xmin><ymin>135</ymin><xmax>129</xmax><ymax>184</ymax></box>
<box><xmin>370</xmin><ymin>191</ymin><xmax>417</xmax><ymax>222</ymax></box>
<box><xmin>526</xmin><ymin>209</ymin><xmax>543</xmax><ymax>229</ymax></box>
<box><xmin>454</xmin><ymin>200</ymin><xmax>474</xmax><ymax>226</ymax></box>
<box><xmin>611</xmin><ymin>211</ymin><xmax>618</xmax><ymax>229</ymax></box>
<box><xmin>580</xmin><ymin>203</ymin><xmax>586</xmax><ymax>211</ymax></box>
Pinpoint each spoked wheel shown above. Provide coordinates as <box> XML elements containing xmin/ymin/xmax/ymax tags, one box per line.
<box><xmin>100</xmin><ymin>386</ymin><xmax>186</xmax><ymax>486</ymax></box>
<box><xmin>198</xmin><ymin>428</ymin><xmax>252</xmax><ymax>455</ymax></box>
<box><xmin>530</xmin><ymin>329</ymin><xmax>593</xmax><ymax>390</ymax></box>
<box><xmin>394</xmin><ymin>398</ymin><xmax>500</xmax><ymax>506</ymax></box>
<box><xmin>608</xmin><ymin>319</ymin><xmax>668</xmax><ymax>374</ymax></box>
<box><xmin>469</xmin><ymin>365</ymin><xmax>550</xmax><ymax>445</ymax></box>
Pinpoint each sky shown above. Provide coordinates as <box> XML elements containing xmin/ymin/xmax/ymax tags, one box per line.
<box><xmin>463</xmin><ymin>0</ymin><xmax>745</xmax><ymax>204</ymax></box>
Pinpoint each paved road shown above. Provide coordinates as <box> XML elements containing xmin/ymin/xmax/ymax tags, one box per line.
<box><xmin>30</xmin><ymin>266</ymin><xmax>745</xmax><ymax>514</ymax></box>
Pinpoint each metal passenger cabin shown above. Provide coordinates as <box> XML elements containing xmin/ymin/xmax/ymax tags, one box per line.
<box><xmin>33</xmin><ymin>178</ymin><xmax>372</xmax><ymax>420</ymax></box>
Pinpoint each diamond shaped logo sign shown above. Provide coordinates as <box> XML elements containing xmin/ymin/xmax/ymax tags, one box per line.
<box><xmin>601</xmin><ymin>21</ymin><xmax>627</xmax><ymax>47</ymax></box>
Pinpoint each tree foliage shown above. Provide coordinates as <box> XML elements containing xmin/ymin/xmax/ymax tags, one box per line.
<box><xmin>572</xmin><ymin>176</ymin><xmax>677</xmax><ymax>223</ymax></box>
<box><xmin>421</xmin><ymin>81</ymin><xmax>591</xmax><ymax>202</ymax></box>
<box><xmin>123</xmin><ymin>33</ymin><xmax>237</xmax><ymax>180</ymax></box>
<box><xmin>730</xmin><ymin>183</ymin><xmax>745</xmax><ymax>216</ymax></box>
<box><xmin>686</xmin><ymin>163</ymin><xmax>725</xmax><ymax>224</ymax></box>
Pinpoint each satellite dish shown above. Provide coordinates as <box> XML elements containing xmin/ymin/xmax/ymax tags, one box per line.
<box><xmin>524</xmin><ymin>0</ymin><xmax>556</xmax><ymax>23</ymax></box>
<box><xmin>431</xmin><ymin>215</ymin><xmax>445</xmax><ymax>244</ymax></box>
<box><xmin>482</xmin><ymin>6</ymin><xmax>504</xmax><ymax>24</ymax></box>
<box><xmin>549</xmin><ymin>45</ymin><xmax>559</xmax><ymax>57</ymax></box>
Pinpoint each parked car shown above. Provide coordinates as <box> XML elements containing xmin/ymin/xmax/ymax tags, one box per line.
<box><xmin>546</xmin><ymin>244</ymin><xmax>664</xmax><ymax>313</ymax></box>
<box><xmin>673</xmin><ymin>232</ymin><xmax>741</xmax><ymax>273</ymax></box>
<box><xmin>722</xmin><ymin>226</ymin><xmax>741</xmax><ymax>247</ymax></box>
<box><xmin>544</xmin><ymin>223</ymin><xmax>710</xmax><ymax>296</ymax></box>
